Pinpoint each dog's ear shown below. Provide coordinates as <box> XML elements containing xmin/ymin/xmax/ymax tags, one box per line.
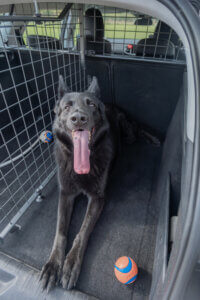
<box><xmin>87</xmin><ymin>76</ymin><xmax>100</xmax><ymax>98</ymax></box>
<box><xmin>54</xmin><ymin>100</ymin><xmax>60</xmax><ymax>114</ymax></box>
<box><xmin>55</xmin><ymin>75</ymin><xmax>68</xmax><ymax>114</ymax></box>
<box><xmin>58</xmin><ymin>75</ymin><xmax>68</xmax><ymax>100</ymax></box>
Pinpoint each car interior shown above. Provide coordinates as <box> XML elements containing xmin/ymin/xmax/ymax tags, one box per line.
<box><xmin>0</xmin><ymin>1</ymin><xmax>199</xmax><ymax>300</ymax></box>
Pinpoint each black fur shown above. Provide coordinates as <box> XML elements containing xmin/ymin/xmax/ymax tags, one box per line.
<box><xmin>40</xmin><ymin>76</ymin><xmax>159</xmax><ymax>292</ymax></box>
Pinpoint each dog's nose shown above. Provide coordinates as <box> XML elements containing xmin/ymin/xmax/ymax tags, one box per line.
<box><xmin>70</xmin><ymin>113</ymin><xmax>88</xmax><ymax>126</ymax></box>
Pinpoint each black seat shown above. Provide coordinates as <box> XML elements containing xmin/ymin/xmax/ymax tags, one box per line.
<box><xmin>27</xmin><ymin>35</ymin><xmax>61</xmax><ymax>50</ymax></box>
<box><xmin>77</xmin><ymin>8</ymin><xmax>111</xmax><ymax>55</ymax></box>
<box><xmin>153</xmin><ymin>21</ymin><xmax>180</xmax><ymax>46</ymax></box>
<box><xmin>135</xmin><ymin>21</ymin><xmax>184</xmax><ymax>60</ymax></box>
<box><xmin>135</xmin><ymin>37</ymin><xmax>175</xmax><ymax>59</ymax></box>
<box><xmin>154</xmin><ymin>21</ymin><xmax>185</xmax><ymax>60</ymax></box>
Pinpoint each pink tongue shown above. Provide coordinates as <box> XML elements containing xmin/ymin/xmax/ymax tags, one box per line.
<box><xmin>73</xmin><ymin>130</ymin><xmax>90</xmax><ymax>174</ymax></box>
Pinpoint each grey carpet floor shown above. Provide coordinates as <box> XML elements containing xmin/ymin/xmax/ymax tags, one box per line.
<box><xmin>0</xmin><ymin>141</ymin><xmax>161</xmax><ymax>300</ymax></box>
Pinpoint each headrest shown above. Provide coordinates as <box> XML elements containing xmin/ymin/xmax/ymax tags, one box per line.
<box><xmin>135</xmin><ymin>38</ymin><xmax>175</xmax><ymax>59</ymax></box>
<box><xmin>27</xmin><ymin>35</ymin><xmax>60</xmax><ymax>50</ymax></box>
<box><xmin>84</xmin><ymin>8</ymin><xmax>104</xmax><ymax>40</ymax></box>
<box><xmin>154</xmin><ymin>22</ymin><xmax>180</xmax><ymax>46</ymax></box>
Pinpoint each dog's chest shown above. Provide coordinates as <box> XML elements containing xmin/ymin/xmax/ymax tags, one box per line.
<box><xmin>63</xmin><ymin>152</ymin><xmax>111</xmax><ymax>195</ymax></box>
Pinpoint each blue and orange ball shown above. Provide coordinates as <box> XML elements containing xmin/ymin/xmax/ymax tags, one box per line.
<box><xmin>114</xmin><ymin>256</ymin><xmax>138</xmax><ymax>284</ymax></box>
<box><xmin>39</xmin><ymin>130</ymin><xmax>53</xmax><ymax>143</ymax></box>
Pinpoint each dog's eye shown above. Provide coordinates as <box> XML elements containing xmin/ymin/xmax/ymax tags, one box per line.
<box><xmin>64</xmin><ymin>105</ymin><xmax>70</xmax><ymax>111</ymax></box>
<box><xmin>89</xmin><ymin>102</ymin><xmax>96</xmax><ymax>108</ymax></box>
<box><xmin>86</xmin><ymin>98</ymin><xmax>96</xmax><ymax>108</ymax></box>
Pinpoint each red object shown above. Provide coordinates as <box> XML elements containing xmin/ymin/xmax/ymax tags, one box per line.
<box><xmin>114</xmin><ymin>256</ymin><xmax>138</xmax><ymax>284</ymax></box>
<box><xmin>127</xmin><ymin>44</ymin><xmax>133</xmax><ymax>50</ymax></box>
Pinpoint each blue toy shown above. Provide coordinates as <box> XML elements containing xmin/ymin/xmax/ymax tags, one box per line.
<box><xmin>39</xmin><ymin>130</ymin><xmax>53</xmax><ymax>143</ymax></box>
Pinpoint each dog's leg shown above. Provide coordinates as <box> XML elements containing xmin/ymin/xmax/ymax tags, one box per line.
<box><xmin>40</xmin><ymin>190</ymin><xmax>75</xmax><ymax>292</ymax></box>
<box><xmin>61</xmin><ymin>195</ymin><xmax>104</xmax><ymax>290</ymax></box>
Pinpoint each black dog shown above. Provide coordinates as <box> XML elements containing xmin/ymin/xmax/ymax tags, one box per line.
<box><xmin>40</xmin><ymin>76</ymin><xmax>159</xmax><ymax>291</ymax></box>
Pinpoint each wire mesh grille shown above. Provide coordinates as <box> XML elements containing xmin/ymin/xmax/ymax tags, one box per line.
<box><xmin>0</xmin><ymin>3</ymin><xmax>85</xmax><ymax>236</ymax></box>
<box><xmin>76</xmin><ymin>5</ymin><xmax>185</xmax><ymax>62</ymax></box>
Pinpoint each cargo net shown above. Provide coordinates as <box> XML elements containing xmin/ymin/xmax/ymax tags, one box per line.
<box><xmin>76</xmin><ymin>5</ymin><xmax>185</xmax><ymax>62</ymax></box>
<box><xmin>0</xmin><ymin>3</ymin><xmax>85</xmax><ymax>238</ymax></box>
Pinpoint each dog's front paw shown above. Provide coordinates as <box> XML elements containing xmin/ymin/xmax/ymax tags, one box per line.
<box><xmin>40</xmin><ymin>258</ymin><xmax>62</xmax><ymax>292</ymax></box>
<box><xmin>61</xmin><ymin>248</ymin><xmax>82</xmax><ymax>290</ymax></box>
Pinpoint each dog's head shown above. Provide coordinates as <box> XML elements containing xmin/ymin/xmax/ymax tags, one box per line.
<box><xmin>53</xmin><ymin>75</ymin><xmax>108</xmax><ymax>174</ymax></box>
<box><xmin>54</xmin><ymin>75</ymin><xmax>107</xmax><ymax>138</ymax></box>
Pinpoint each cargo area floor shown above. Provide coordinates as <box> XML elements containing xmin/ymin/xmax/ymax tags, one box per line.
<box><xmin>0</xmin><ymin>141</ymin><xmax>161</xmax><ymax>300</ymax></box>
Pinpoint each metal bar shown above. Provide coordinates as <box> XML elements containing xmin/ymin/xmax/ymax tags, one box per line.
<box><xmin>78</xmin><ymin>4</ymin><xmax>85</xmax><ymax>70</ymax></box>
<box><xmin>33</xmin><ymin>0</ymin><xmax>40</xmax><ymax>17</ymax></box>
<box><xmin>0</xmin><ymin>16</ymin><xmax>61</xmax><ymax>22</ymax></box>
<box><xmin>164</xmin><ymin>28</ymin><xmax>173</xmax><ymax>60</ymax></box>
<box><xmin>0</xmin><ymin>168</ymin><xmax>56</xmax><ymax>242</ymax></box>
<box><xmin>84</xmin><ymin>53</ymin><xmax>186</xmax><ymax>65</ymax></box>
<box><xmin>9</xmin><ymin>4</ymin><xmax>15</xmax><ymax>16</ymax></box>
<box><xmin>58</xmin><ymin>3</ymin><xmax>73</xmax><ymax>19</ymax></box>
<box><xmin>153</xmin><ymin>20</ymin><xmax>161</xmax><ymax>58</ymax></box>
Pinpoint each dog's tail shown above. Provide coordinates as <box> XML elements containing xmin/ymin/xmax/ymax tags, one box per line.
<box><xmin>118</xmin><ymin>111</ymin><xmax>161</xmax><ymax>146</ymax></box>
<box><xmin>105</xmin><ymin>104</ymin><xmax>161</xmax><ymax>146</ymax></box>
<box><xmin>116</xmin><ymin>109</ymin><xmax>138</xmax><ymax>144</ymax></box>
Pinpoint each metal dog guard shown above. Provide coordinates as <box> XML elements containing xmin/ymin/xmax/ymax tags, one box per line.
<box><xmin>0</xmin><ymin>2</ymin><xmax>86</xmax><ymax>241</ymax></box>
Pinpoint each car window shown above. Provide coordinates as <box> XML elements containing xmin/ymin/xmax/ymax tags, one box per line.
<box><xmin>68</xmin><ymin>4</ymin><xmax>184</xmax><ymax>62</ymax></box>
<box><xmin>22</xmin><ymin>6</ymin><xmax>63</xmax><ymax>49</ymax></box>
<box><xmin>102</xmin><ymin>8</ymin><xmax>159</xmax><ymax>54</ymax></box>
